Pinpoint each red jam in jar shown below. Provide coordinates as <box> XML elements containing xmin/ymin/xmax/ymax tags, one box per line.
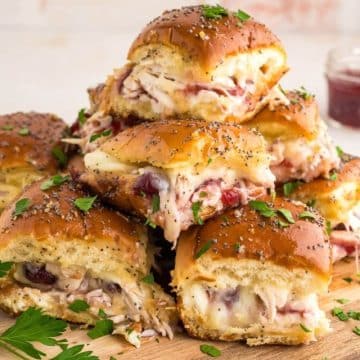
<box><xmin>326</xmin><ymin>47</ymin><xmax>360</xmax><ymax>128</ymax></box>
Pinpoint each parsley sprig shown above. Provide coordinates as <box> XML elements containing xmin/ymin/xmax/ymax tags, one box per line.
<box><xmin>52</xmin><ymin>344</ymin><xmax>98</xmax><ymax>360</ymax></box>
<box><xmin>202</xmin><ymin>5</ymin><xmax>228</xmax><ymax>19</ymax></box>
<box><xmin>0</xmin><ymin>308</ymin><xmax>67</xmax><ymax>359</ymax></box>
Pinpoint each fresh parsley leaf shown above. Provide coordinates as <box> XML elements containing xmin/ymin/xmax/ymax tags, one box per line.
<box><xmin>191</xmin><ymin>201</ymin><xmax>204</xmax><ymax>225</ymax></box>
<box><xmin>40</xmin><ymin>175</ymin><xmax>70</xmax><ymax>191</ymax></box>
<box><xmin>18</xmin><ymin>127</ymin><xmax>30</xmax><ymax>136</ymax></box>
<box><xmin>336</xmin><ymin>298</ymin><xmax>350</xmax><ymax>304</ymax></box>
<box><xmin>306</xmin><ymin>199</ymin><xmax>316</xmax><ymax>208</ymax></box>
<box><xmin>299</xmin><ymin>211</ymin><xmax>316</xmax><ymax>220</ymax></box>
<box><xmin>343</xmin><ymin>277</ymin><xmax>352</xmax><ymax>283</ymax></box>
<box><xmin>202</xmin><ymin>5</ymin><xmax>228</xmax><ymax>19</ymax></box>
<box><xmin>68</xmin><ymin>300</ymin><xmax>90</xmax><ymax>313</ymax></box>
<box><xmin>52</xmin><ymin>146</ymin><xmax>68</xmax><ymax>167</ymax></box>
<box><xmin>234</xmin><ymin>9</ymin><xmax>250</xmax><ymax>21</ymax></box>
<box><xmin>87</xmin><ymin>319</ymin><xmax>113</xmax><ymax>339</ymax></box>
<box><xmin>277</xmin><ymin>208</ymin><xmax>295</xmax><ymax>224</ymax></box>
<box><xmin>13</xmin><ymin>198</ymin><xmax>31</xmax><ymax>217</ymax></box>
<box><xmin>249</xmin><ymin>200</ymin><xmax>276</xmax><ymax>218</ymax></box>
<box><xmin>326</xmin><ymin>220</ymin><xmax>332</xmax><ymax>235</ymax></box>
<box><xmin>0</xmin><ymin>307</ymin><xmax>67</xmax><ymax>359</ymax></box>
<box><xmin>52</xmin><ymin>344</ymin><xmax>99</xmax><ymax>360</ymax></box>
<box><xmin>297</xmin><ymin>86</ymin><xmax>313</xmax><ymax>100</ymax></box>
<box><xmin>89</xmin><ymin>129</ymin><xmax>112</xmax><ymax>143</ymax></box>
<box><xmin>336</xmin><ymin>145</ymin><xmax>344</xmax><ymax>158</ymax></box>
<box><xmin>299</xmin><ymin>323</ymin><xmax>311</xmax><ymax>333</ymax></box>
<box><xmin>353</xmin><ymin>326</ymin><xmax>360</xmax><ymax>336</ymax></box>
<box><xmin>98</xmin><ymin>309</ymin><xmax>107</xmax><ymax>319</ymax></box>
<box><xmin>332</xmin><ymin>307</ymin><xmax>349</xmax><ymax>321</ymax></box>
<box><xmin>77</xmin><ymin>108</ymin><xmax>87</xmax><ymax>126</ymax></box>
<box><xmin>195</xmin><ymin>240</ymin><xmax>213</xmax><ymax>259</ymax></box>
<box><xmin>283</xmin><ymin>181</ymin><xmax>301</xmax><ymax>196</ymax></box>
<box><xmin>74</xmin><ymin>196</ymin><xmax>97</xmax><ymax>212</ymax></box>
<box><xmin>347</xmin><ymin>311</ymin><xmax>360</xmax><ymax>320</ymax></box>
<box><xmin>0</xmin><ymin>261</ymin><xmax>13</xmax><ymax>278</ymax></box>
<box><xmin>200</xmin><ymin>344</ymin><xmax>221</xmax><ymax>357</ymax></box>
<box><xmin>2</xmin><ymin>125</ymin><xmax>13</xmax><ymax>131</ymax></box>
<box><xmin>329</xmin><ymin>172</ymin><xmax>337</xmax><ymax>181</ymax></box>
<box><xmin>276</xmin><ymin>219</ymin><xmax>290</xmax><ymax>228</ymax></box>
<box><xmin>151</xmin><ymin>194</ymin><xmax>160</xmax><ymax>213</ymax></box>
<box><xmin>142</xmin><ymin>273</ymin><xmax>155</xmax><ymax>285</ymax></box>
<box><xmin>144</xmin><ymin>218</ymin><xmax>156</xmax><ymax>229</ymax></box>
<box><xmin>207</xmin><ymin>158</ymin><xmax>212</xmax><ymax>165</ymax></box>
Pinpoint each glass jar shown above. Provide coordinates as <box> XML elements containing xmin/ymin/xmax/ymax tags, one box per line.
<box><xmin>326</xmin><ymin>46</ymin><xmax>360</xmax><ymax>128</ymax></box>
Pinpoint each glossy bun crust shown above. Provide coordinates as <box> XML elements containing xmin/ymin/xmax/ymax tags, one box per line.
<box><xmin>245</xmin><ymin>90</ymin><xmax>320</xmax><ymax>141</ymax></box>
<box><xmin>129</xmin><ymin>5</ymin><xmax>283</xmax><ymax>71</ymax></box>
<box><xmin>0</xmin><ymin>179</ymin><xmax>150</xmax><ymax>275</ymax></box>
<box><xmin>0</xmin><ymin>112</ymin><xmax>69</xmax><ymax>212</ymax></box>
<box><xmin>99</xmin><ymin>120</ymin><xmax>270</xmax><ymax>169</ymax></box>
<box><xmin>289</xmin><ymin>157</ymin><xmax>360</xmax><ymax>226</ymax></box>
<box><xmin>0</xmin><ymin>112</ymin><xmax>68</xmax><ymax>171</ymax></box>
<box><xmin>175</xmin><ymin>196</ymin><xmax>331</xmax><ymax>284</ymax></box>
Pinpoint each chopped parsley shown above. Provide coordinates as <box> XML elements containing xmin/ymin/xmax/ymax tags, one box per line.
<box><xmin>234</xmin><ymin>9</ymin><xmax>250</xmax><ymax>21</ymax></box>
<box><xmin>277</xmin><ymin>208</ymin><xmax>295</xmax><ymax>224</ymax></box>
<box><xmin>347</xmin><ymin>311</ymin><xmax>360</xmax><ymax>320</ymax></box>
<box><xmin>276</xmin><ymin>219</ymin><xmax>290</xmax><ymax>228</ymax></box>
<box><xmin>68</xmin><ymin>299</ymin><xmax>90</xmax><ymax>313</ymax></box>
<box><xmin>299</xmin><ymin>211</ymin><xmax>316</xmax><ymax>220</ymax></box>
<box><xmin>306</xmin><ymin>199</ymin><xmax>316</xmax><ymax>208</ymax></box>
<box><xmin>142</xmin><ymin>273</ymin><xmax>155</xmax><ymax>285</ymax></box>
<box><xmin>89</xmin><ymin>129</ymin><xmax>112</xmax><ymax>143</ymax></box>
<box><xmin>297</xmin><ymin>86</ymin><xmax>313</xmax><ymax>100</ymax></box>
<box><xmin>202</xmin><ymin>5</ymin><xmax>228</xmax><ymax>19</ymax></box>
<box><xmin>98</xmin><ymin>309</ymin><xmax>107</xmax><ymax>319</ymax></box>
<box><xmin>0</xmin><ymin>261</ymin><xmax>13</xmax><ymax>278</ymax></box>
<box><xmin>13</xmin><ymin>198</ymin><xmax>31</xmax><ymax>217</ymax></box>
<box><xmin>249</xmin><ymin>200</ymin><xmax>276</xmax><ymax>218</ymax></box>
<box><xmin>200</xmin><ymin>344</ymin><xmax>221</xmax><ymax>357</ymax></box>
<box><xmin>52</xmin><ymin>146</ymin><xmax>68</xmax><ymax>167</ymax></box>
<box><xmin>199</xmin><ymin>191</ymin><xmax>208</xmax><ymax>198</ymax></box>
<box><xmin>1</xmin><ymin>125</ymin><xmax>13</xmax><ymax>131</ymax></box>
<box><xmin>18</xmin><ymin>127</ymin><xmax>30</xmax><ymax>136</ymax></box>
<box><xmin>151</xmin><ymin>194</ymin><xmax>160</xmax><ymax>213</ymax></box>
<box><xmin>74</xmin><ymin>196</ymin><xmax>97</xmax><ymax>212</ymax></box>
<box><xmin>195</xmin><ymin>240</ymin><xmax>213</xmax><ymax>259</ymax></box>
<box><xmin>87</xmin><ymin>319</ymin><xmax>113</xmax><ymax>339</ymax></box>
<box><xmin>145</xmin><ymin>218</ymin><xmax>156</xmax><ymax>229</ymax></box>
<box><xmin>336</xmin><ymin>298</ymin><xmax>350</xmax><ymax>304</ymax></box>
<box><xmin>78</xmin><ymin>108</ymin><xmax>87</xmax><ymax>126</ymax></box>
<box><xmin>40</xmin><ymin>174</ymin><xmax>70</xmax><ymax>191</ymax></box>
<box><xmin>191</xmin><ymin>201</ymin><xmax>204</xmax><ymax>225</ymax></box>
<box><xmin>299</xmin><ymin>324</ymin><xmax>311</xmax><ymax>333</ymax></box>
<box><xmin>283</xmin><ymin>180</ymin><xmax>301</xmax><ymax>196</ymax></box>
<box><xmin>207</xmin><ymin>158</ymin><xmax>212</xmax><ymax>165</ymax></box>
<box><xmin>353</xmin><ymin>326</ymin><xmax>360</xmax><ymax>336</ymax></box>
<box><xmin>336</xmin><ymin>145</ymin><xmax>344</xmax><ymax>158</ymax></box>
<box><xmin>329</xmin><ymin>172</ymin><xmax>338</xmax><ymax>181</ymax></box>
<box><xmin>332</xmin><ymin>307</ymin><xmax>349</xmax><ymax>321</ymax></box>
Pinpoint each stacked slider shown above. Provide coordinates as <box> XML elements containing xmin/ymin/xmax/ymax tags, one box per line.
<box><xmin>73</xmin><ymin>4</ymin><xmax>336</xmax><ymax>346</ymax></box>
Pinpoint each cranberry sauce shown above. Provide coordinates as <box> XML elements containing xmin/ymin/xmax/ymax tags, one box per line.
<box><xmin>133</xmin><ymin>172</ymin><xmax>167</xmax><ymax>197</ymax></box>
<box><xmin>327</xmin><ymin>69</ymin><xmax>360</xmax><ymax>128</ymax></box>
<box><xmin>23</xmin><ymin>263</ymin><xmax>57</xmax><ymax>285</ymax></box>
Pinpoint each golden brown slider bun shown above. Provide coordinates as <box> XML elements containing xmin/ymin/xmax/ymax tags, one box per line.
<box><xmin>245</xmin><ymin>88</ymin><xmax>340</xmax><ymax>183</ymax></box>
<box><xmin>93</xmin><ymin>5</ymin><xmax>287</xmax><ymax>124</ymax></box>
<box><xmin>287</xmin><ymin>157</ymin><xmax>360</xmax><ymax>230</ymax></box>
<box><xmin>0</xmin><ymin>179</ymin><xmax>176</xmax><ymax>347</ymax></box>
<box><xmin>0</xmin><ymin>112</ymin><xmax>69</xmax><ymax>212</ymax></box>
<box><xmin>173</xmin><ymin>196</ymin><xmax>331</xmax><ymax>345</ymax></box>
<box><xmin>79</xmin><ymin>120</ymin><xmax>274</xmax><ymax>243</ymax></box>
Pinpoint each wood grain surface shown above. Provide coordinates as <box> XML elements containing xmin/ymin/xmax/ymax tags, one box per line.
<box><xmin>0</xmin><ymin>260</ymin><xmax>359</xmax><ymax>359</ymax></box>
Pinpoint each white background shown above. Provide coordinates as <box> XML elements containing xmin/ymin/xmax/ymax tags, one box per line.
<box><xmin>0</xmin><ymin>0</ymin><xmax>359</xmax><ymax>154</ymax></box>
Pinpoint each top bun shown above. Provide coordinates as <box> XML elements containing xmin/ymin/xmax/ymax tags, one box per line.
<box><xmin>129</xmin><ymin>5</ymin><xmax>283</xmax><ymax>71</ymax></box>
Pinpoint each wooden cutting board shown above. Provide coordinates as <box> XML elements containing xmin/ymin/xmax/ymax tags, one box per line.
<box><xmin>0</xmin><ymin>260</ymin><xmax>360</xmax><ymax>360</ymax></box>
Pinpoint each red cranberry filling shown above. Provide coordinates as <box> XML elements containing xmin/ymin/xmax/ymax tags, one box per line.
<box><xmin>221</xmin><ymin>189</ymin><xmax>240</xmax><ymax>207</ymax></box>
<box><xmin>23</xmin><ymin>263</ymin><xmax>57</xmax><ymax>285</ymax></box>
<box><xmin>133</xmin><ymin>173</ymin><xmax>162</xmax><ymax>197</ymax></box>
